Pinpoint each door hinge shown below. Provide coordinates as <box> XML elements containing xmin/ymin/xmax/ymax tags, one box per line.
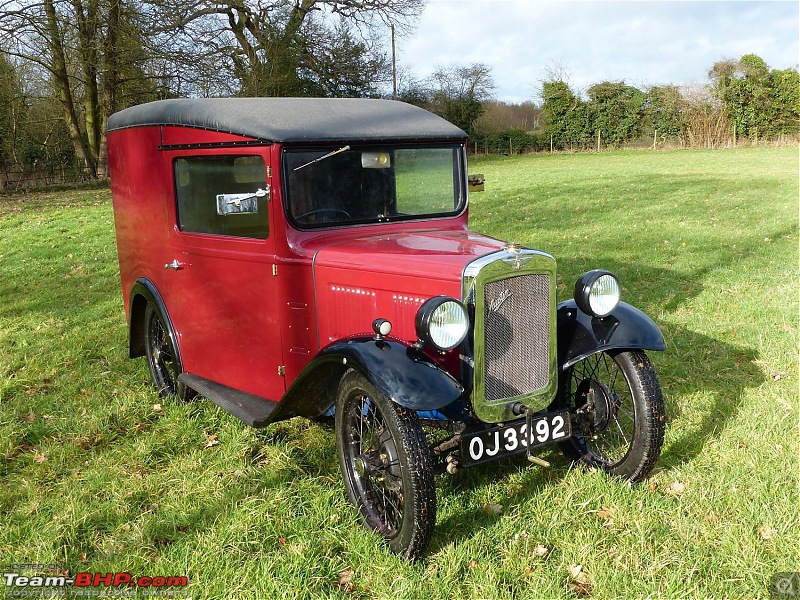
<box><xmin>272</xmin><ymin>264</ymin><xmax>278</xmax><ymax>276</ymax></box>
<box><xmin>278</xmin><ymin>365</ymin><xmax>286</xmax><ymax>377</ymax></box>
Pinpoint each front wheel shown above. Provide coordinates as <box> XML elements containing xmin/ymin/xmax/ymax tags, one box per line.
<box><xmin>335</xmin><ymin>370</ymin><xmax>436</xmax><ymax>560</ymax></box>
<box><xmin>558</xmin><ymin>350</ymin><xmax>664</xmax><ymax>482</ymax></box>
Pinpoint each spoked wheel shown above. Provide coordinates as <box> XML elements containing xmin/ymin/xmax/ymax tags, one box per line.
<box><xmin>144</xmin><ymin>302</ymin><xmax>193</xmax><ymax>401</ymax></box>
<box><xmin>335</xmin><ymin>370</ymin><xmax>436</xmax><ymax>560</ymax></box>
<box><xmin>559</xmin><ymin>350</ymin><xmax>664</xmax><ymax>482</ymax></box>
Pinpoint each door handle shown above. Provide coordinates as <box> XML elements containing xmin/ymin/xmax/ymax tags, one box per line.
<box><xmin>164</xmin><ymin>260</ymin><xmax>186</xmax><ymax>270</ymax></box>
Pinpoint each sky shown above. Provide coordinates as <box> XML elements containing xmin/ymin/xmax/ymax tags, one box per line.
<box><xmin>395</xmin><ymin>0</ymin><xmax>800</xmax><ymax>103</ymax></box>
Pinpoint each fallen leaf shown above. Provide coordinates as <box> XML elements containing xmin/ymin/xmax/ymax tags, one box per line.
<box><xmin>569</xmin><ymin>581</ymin><xmax>594</xmax><ymax>597</ymax></box>
<box><xmin>152</xmin><ymin>403</ymin><xmax>162</xmax><ymax>412</ymax></box>
<box><xmin>568</xmin><ymin>564</ymin><xmax>590</xmax><ymax>584</ymax></box>
<box><xmin>568</xmin><ymin>564</ymin><xmax>593</xmax><ymax>596</ymax></box>
<box><xmin>468</xmin><ymin>559</ymin><xmax>478</xmax><ymax>569</ymax></box>
<box><xmin>665</xmin><ymin>481</ymin><xmax>685</xmax><ymax>496</ymax></box>
<box><xmin>278</xmin><ymin>537</ymin><xmax>287</xmax><ymax>545</ymax></box>
<box><xmin>532</xmin><ymin>544</ymin><xmax>549</xmax><ymax>558</ymax></box>
<box><xmin>758</xmin><ymin>524</ymin><xmax>777</xmax><ymax>540</ymax></box>
<box><xmin>483</xmin><ymin>503</ymin><xmax>503</xmax><ymax>516</ymax></box>
<box><xmin>204</xmin><ymin>434</ymin><xmax>219</xmax><ymax>449</ymax></box>
<box><xmin>337</xmin><ymin>569</ymin><xmax>355</xmax><ymax>593</ymax></box>
<box><xmin>704</xmin><ymin>512</ymin><xmax>720</xmax><ymax>524</ymax></box>
<box><xmin>34</xmin><ymin>452</ymin><xmax>47</xmax><ymax>464</ymax></box>
<box><xmin>21</xmin><ymin>412</ymin><xmax>36</xmax><ymax>423</ymax></box>
<box><xmin>596</xmin><ymin>507</ymin><xmax>617</xmax><ymax>522</ymax></box>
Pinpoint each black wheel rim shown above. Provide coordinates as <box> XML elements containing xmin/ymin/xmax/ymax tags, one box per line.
<box><xmin>341</xmin><ymin>391</ymin><xmax>404</xmax><ymax>538</ymax></box>
<box><xmin>568</xmin><ymin>353</ymin><xmax>635</xmax><ymax>465</ymax></box>
<box><xmin>147</xmin><ymin>311</ymin><xmax>179</xmax><ymax>395</ymax></box>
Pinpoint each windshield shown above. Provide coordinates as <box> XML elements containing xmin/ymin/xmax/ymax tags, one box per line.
<box><xmin>283</xmin><ymin>145</ymin><xmax>464</xmax><ymax>228</ymax></box>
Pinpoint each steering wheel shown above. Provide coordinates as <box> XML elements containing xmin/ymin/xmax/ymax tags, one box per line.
<box><xmin>295</xmin><ymin>208</ymin><xmax>352</xmax><ymax>223</ymax></box>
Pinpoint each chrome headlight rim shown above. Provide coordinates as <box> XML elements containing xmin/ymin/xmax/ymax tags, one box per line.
<box><xmin>415</xmin><ymin>296</ymin><xmax>469</xmax><ymax>351</ymax></box>
<box><xmin>574</xmin><ymin>270</ymin><xmax>621</xmax><ymax>318</ymax></box>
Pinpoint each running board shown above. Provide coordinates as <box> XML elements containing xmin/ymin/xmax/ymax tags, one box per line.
<box><xmin>178</xmin><ymin>374</ymin><xmax>277</xmax><ymax>427</ymax></box>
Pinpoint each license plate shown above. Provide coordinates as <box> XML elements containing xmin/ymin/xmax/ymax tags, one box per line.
<box><xmin>459</xmin><ymin>410</ymin><xmax>571</xmax><ymax>467</ymax></box>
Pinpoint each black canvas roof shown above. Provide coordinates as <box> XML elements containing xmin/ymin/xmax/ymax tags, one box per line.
<box><xmin>106</xmin><ymin>98</ymin><xmax>467</xmax><ymax>143</ymax></box>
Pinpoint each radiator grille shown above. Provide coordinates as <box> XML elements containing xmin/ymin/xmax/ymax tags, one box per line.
<box><xmin>483</xmin><ymin>274</ymin><xmax>551</xmax><ymax>402</ymax></box>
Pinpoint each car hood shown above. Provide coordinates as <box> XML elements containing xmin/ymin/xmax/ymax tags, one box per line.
<box><xmin>312</xmin><ymin>229</ymin><xmax>507</xmax><ymax>345</ymax></box>
<box><xmin>313</xmin><ymin>228</ymin><xmax>506</xmax><ymax>281</ymax></box>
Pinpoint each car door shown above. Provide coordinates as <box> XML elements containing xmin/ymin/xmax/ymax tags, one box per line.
<box><xmin>162</xmin><ymin>150</ymin><xmax>285</xmax><ymax>400</ymax></box>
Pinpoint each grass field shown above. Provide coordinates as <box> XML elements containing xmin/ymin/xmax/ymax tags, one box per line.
<box><xmin>1</xmin><ymin>147</ymin><xmax>797</xmax><ymax>599</ymax></box>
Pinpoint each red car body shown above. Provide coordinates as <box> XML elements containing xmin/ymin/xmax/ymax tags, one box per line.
<box><xmin>109</xmin><ymin>117</ymin><xmax>505</xmax><ymax>400</ymax></box>
<box><xmin>107</xmin><ymin>98</ymin><xmax>666</xmax><ymax>559</ymax></box>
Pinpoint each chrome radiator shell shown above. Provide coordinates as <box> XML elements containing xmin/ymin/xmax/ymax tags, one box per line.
<box><xmin>462</xmin><ymin>248</ymin><xmax>558</xmax><ymax>423</ymax></box>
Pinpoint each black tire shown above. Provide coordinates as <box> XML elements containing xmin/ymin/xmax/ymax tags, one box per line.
<box><xmin>558</xmin><ymin>350</ymin><xmax>664</xmax><ymax>482</ymax></box>
<box><xmin>335</xmin><ymin>369</ymin><xmax>436</xmax><ymax>560</ymax></box>
<box><xmin>143</xmin><ymin>302</ymin><xmax>193</xmax><ymax>401</ymax></box>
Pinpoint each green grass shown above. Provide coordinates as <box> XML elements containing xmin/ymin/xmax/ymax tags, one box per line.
<box><xmin>1</xmin><ymin>147</ymin><xmax>797</xmax><ymax>599</ymax></box>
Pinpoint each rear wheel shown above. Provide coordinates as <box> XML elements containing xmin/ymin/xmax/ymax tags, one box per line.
<box><xmin>559</xmin><ymin>350</ymin><xmax>664</xmax><ymax>482</ymax></box>
<box><xmin>143</xmin><ymin>302</ymin><xmax>193</xmax><ymax>401</ymax></box>
<box><xmin>335</xmin><ymin>370</ymin><xmax>436</xmax><ymax>560</ymax></box>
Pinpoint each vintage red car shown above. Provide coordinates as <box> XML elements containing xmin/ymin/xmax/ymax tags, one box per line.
<box><xmin>107</xmin><ymin>98</ymin><xmax>666</xmax><ymax>559</ymax></box>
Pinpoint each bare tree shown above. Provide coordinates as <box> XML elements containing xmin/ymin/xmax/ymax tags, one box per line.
<box><xmin>0</xmin><ymin>0</ymin><xmax>157</xmax><ymax>177</ymax></box>
<box><xmin>160</xmin><ymin>0</ymin><xmax>425</xmax><ymax>97</ymax></box>
<box><xmin>426</xmin><ymin>63</ymin><xmax>494</xmax><ymax>135</ymax></box>
<box><xmin>680</xmin><ymin>84</ymin><xmax>731</xmax><ymax>149</ymax></box>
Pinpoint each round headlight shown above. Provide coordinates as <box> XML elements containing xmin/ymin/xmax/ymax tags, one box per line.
<box><xmin>574</xmin><ymin>270</ymin><xmax>621</xmax><ymax>318</ymax></box>
<box><xmin>415</xmin><ymin>297</ymin><xmax>469</xmax><ymax>351</ymax></box>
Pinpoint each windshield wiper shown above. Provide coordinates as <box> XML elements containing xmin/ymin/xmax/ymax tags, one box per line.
<box><xmin>293</xmin><ymin>145</ymin><xmax>350</xmax><ymax>171</ymax></box>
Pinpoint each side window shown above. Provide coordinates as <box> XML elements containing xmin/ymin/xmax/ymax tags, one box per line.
<box><xmin>174</xmin><ymin>155</ymin><xmax>269</xmax><ymax>239</ymax></box>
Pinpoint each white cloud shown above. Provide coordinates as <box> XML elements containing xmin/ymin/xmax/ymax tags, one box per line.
<box><xmin>395</xmin><ymin>0</ymin><xmax>800</xmax><ymax>102</ymax></box>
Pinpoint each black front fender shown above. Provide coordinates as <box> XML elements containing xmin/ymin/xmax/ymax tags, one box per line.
<box><xmin>557</xmin><ymin>300</ymin><xmax>666</xmax><ymax>369</ymax></box>
<box><xmin>269</xmin><ymin>337</ymin><xmax>465</xmax><ymax>422</ymax></box>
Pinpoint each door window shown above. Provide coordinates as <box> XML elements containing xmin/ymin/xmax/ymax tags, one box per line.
<box><xmin>174</xmin><ymin>155</ymin><xmax>269</xmax><ymax>238</ymax></box>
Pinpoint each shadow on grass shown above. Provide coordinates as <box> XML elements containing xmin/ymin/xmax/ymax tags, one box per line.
<box><xmin>653</xmin><ymin>320</ymin><xmax>765</xmax><ymax>469</ymax></box>
<box><xmin>556</xmin><ymin>252</ymin><xmax>767</xmax><ymax>455</ymax></box>
<box><xmin>431</xmin><ymin>254</ymin><xmax>768</xmax><ymax>550</ymax></box>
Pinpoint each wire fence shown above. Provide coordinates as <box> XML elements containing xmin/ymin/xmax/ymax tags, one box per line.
<box><xmin>0</xmin><ymin>164</ymin><xmax>90</xmax><ymax>191</ymax></box>
<box><xmin>467</xmin><ymin>130</ymin><xmax>800</xmax><ymax>156</ymax></box>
